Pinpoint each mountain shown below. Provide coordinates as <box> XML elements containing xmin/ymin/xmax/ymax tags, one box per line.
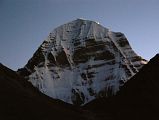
<box><xmin>18</xmin><ymin>19</ymin><xmax>147</xmax><ymax>105</ymax></box>
<box><xmin>84</xmin><ymin>54</ymin><xmax>159</xmax><ymax>120</ymax></box>
<box><xmin>0</xmin><ymin>63</ymin><xmax>89</xmax><ymax>120</ymax></box>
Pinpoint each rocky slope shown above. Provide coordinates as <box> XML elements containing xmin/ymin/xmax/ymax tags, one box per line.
<box><xmin>0</xmin><ymin>63</ymin><xmax>90</xmax><ymax>120</ymax></box>
<box><xmin>84</xmin><ymin>54</ymin><xmax>159</xmax><ymax>120</ymax></box>
<box><xmin>18</xmin><ymin>19</ymin><xmax>147</xmax><ymax>105</ymax></box>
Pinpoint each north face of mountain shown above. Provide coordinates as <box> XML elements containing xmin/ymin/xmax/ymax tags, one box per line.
<box><xmin>0</xmin><ymin>63</ymin><xmax>89</xmax><ymax>120</ymax></box>
<box><xmin>18</xmin><ymin>19</ymin><xmax>147</xmax><ymax>105</ymax></box>
<box><xmin>84</xmin><ymin>54</ymin><xmax>159</xmax><ymax>120</ymax></box>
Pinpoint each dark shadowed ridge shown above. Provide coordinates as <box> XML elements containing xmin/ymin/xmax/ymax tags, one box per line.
<box><xmin>0</xmin><ymin>63</ymin><xmax>91</xmax><ymax>120</ymax></box>
<box><xmin>1</xmin><ymin>53</ymin><xmax>158</xmax><ymax>120</ymax></box>
<box><xmin>84</xmin><ymin>54</ymin><xmax>159</xmax><ymax>120</ymax></box>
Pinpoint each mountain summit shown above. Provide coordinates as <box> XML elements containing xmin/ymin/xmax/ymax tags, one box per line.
<box><xmin>18</xmin><ymin>19</ymin><xmax>147</xmax><ymax>105</ymax></box>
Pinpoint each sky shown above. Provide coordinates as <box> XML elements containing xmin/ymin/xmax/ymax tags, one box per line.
<box><xmin>0</xmin><ymin>0</ymin><xmax>159</xmax><ymax>70</ymax></box>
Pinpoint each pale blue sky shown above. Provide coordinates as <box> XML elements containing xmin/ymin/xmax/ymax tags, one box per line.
<box><xmin>0</xmin><ymin>0</ymin><xmax>159</xmax><ymax>70</ymax></box>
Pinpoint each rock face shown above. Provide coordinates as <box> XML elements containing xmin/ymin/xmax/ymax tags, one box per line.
<box><xmin>18</xmin><ymin>19</ymin><xmax>147</xmax><ymax>105</ymax></box>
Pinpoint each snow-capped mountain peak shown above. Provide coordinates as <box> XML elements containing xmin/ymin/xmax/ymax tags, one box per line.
<box><xmin>18</xmin><ymin>19</ymin><xmax>147</xmax><ymax>105</ymax></box>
